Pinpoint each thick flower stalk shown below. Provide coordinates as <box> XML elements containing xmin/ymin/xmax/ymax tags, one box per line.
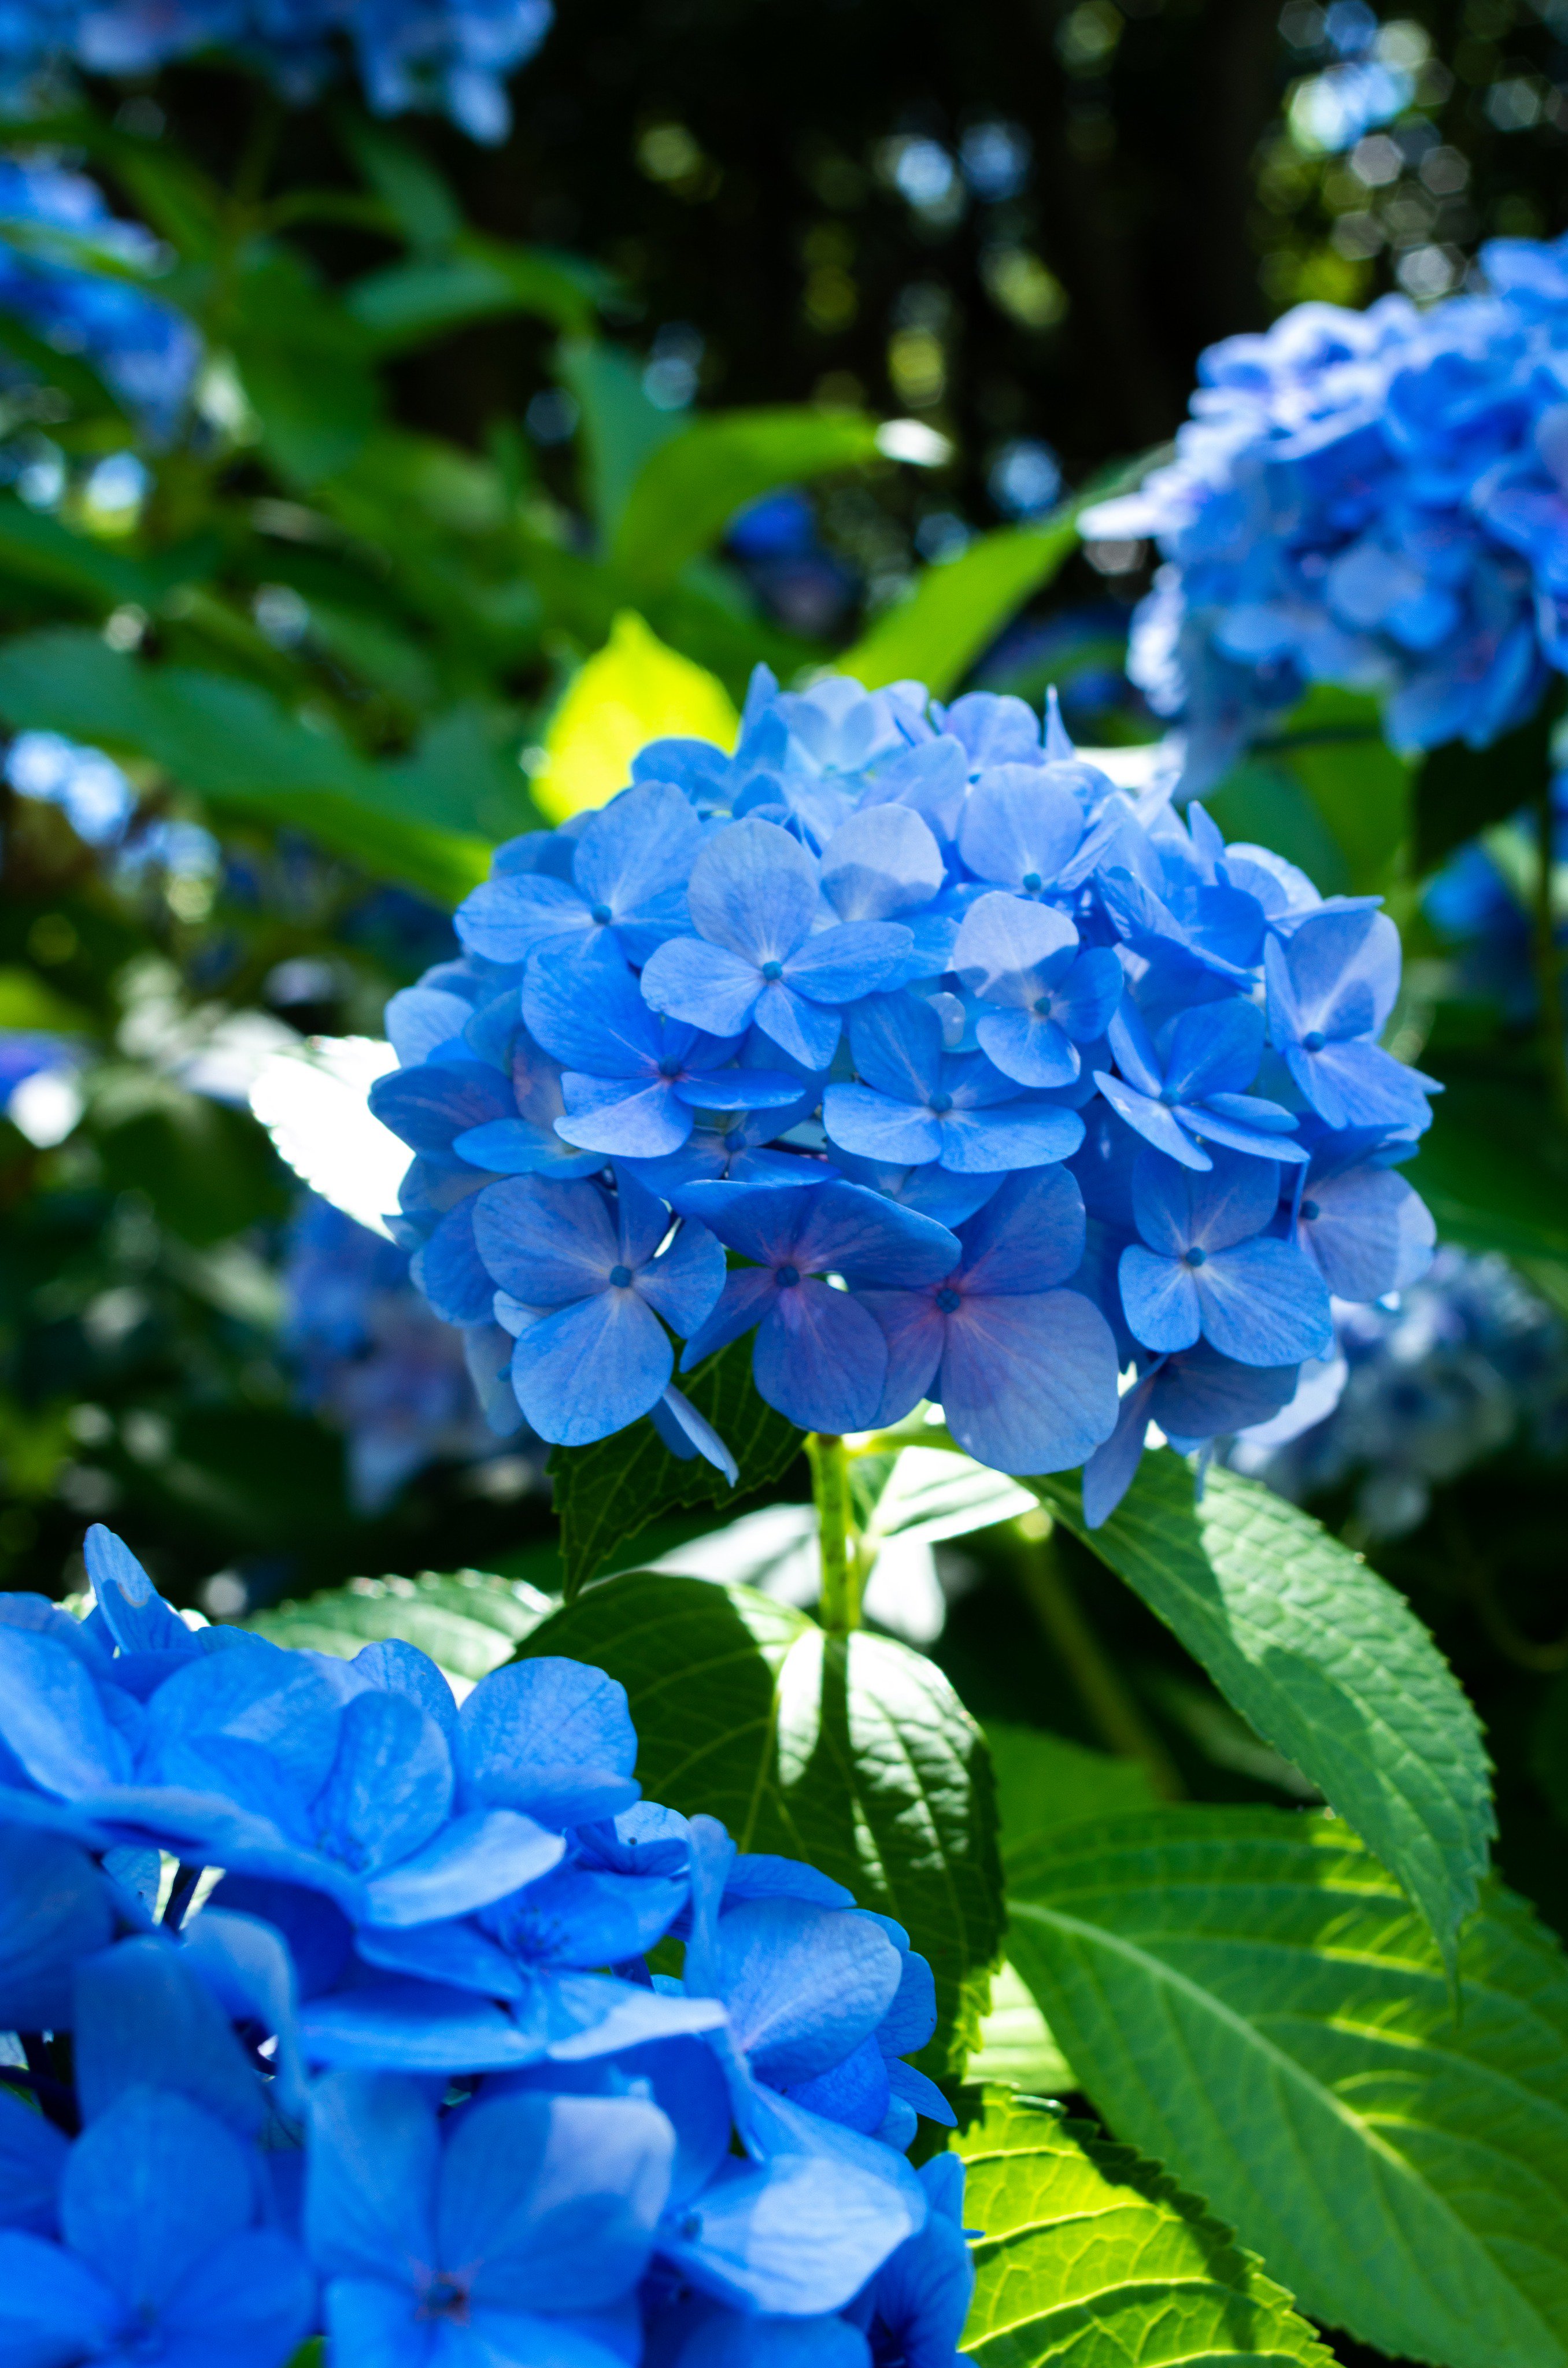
<box><xmin>372</xmin><ymin>668</ymin><xmax>1438</xmax><ymax>1525</ymax></box>
<box><xmin>0</xmin><ymin>1524</ymin><xmax>974</xmax><ymax>2365</ymax></box>
<box><xmin>1082</xmin><ymin>229</ymin><xmax>1568</xmax><ymax>788</ymax></box>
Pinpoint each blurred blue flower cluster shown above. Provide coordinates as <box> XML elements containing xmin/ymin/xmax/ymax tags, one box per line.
<box><xmin>0</xmin><ymin>154</ymin><xmax>199</xmax><ymax>435</ymax></box>
<box><xmin>369</xmin><ymin>668</ymin><xmax>1438</xmax><ymax>1522</ymax></box>
<box><xmin>0</xmin><ymin>1523</ymin><xmax>971</xmax><ymax>2367</ymax></box>
<box><xmin>0</xmin><ymin>0</ymin><xmax>551</xmax><ymax>139</ymax></box>
<box><xmin>1232</xmin><ymin>1246</ymin><xmax>1568</xmax><ymax>1535</ymax></box>
<box><xmin>283</xmin><ymin>1195</ymin><xmax>523</xmax><ymax>1513</ymax></box>
<box><xmin>1083</xmin><ymin>229</ymin><xmax>1568</xmax><ymax>788</ymax></box>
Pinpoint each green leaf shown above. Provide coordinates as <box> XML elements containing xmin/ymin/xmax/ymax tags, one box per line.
<box><xmin>612</xmin><ymin>407</ymin><xmax>882</xmax><ymax>591</ymax></box>
<box><xmin>246</xmin><ymin>1568</ymin><xmax>553</xmax><ymax>1681</ymax></box>
<box><xmin>849</xmin><ymin>1442</ymin><xmax>1034</xmax><ymax>1556</ymax></box>
<box><xmin>953</xmin><ymin>2085</ymin><xmax>1333</xmax><ymax>2367</ymax></box>
<box><xmin>0</xmin><ymin>494</ymin><xmax>208</xmax><ymax>617</ymax></box>
<box><xmin>840</xmin><ymin>450</ymin><xmax>1162</xmax><ymax>698</ymax></box>
<box><xmin>1211</xmin><ymin>689</ymin><xmax>1413</xmax><ymax>898</ymax></box>
<box><xmin>346</xmin><ymin>238</ymin><xmax>598</xmax><ymax>349</ymax></box>
<box><xmin>1005</xmin><ymin>1808</ymin><xmax>1568</xmax><ymax>2368</ymax></box>
<box><xmin>0</xmin><ymin>628</ymin><xmax>489</xmax><ymax>905</ymax></box>
<box><xmin>379</xmin><ymin>703</ymin><xmax>539</xmax><ymax>841</ymax></box>
<box><xmin>985</xmin><ymin>1721</ymin><xmax>1158</xmax><ymax>1870</ymax></box>
<box><xmin>336</xmin><ymin>114</ymin><xmax>464</xmax><ymax>249</ymax></box>
<box><xmin>227</xmin><ymin>251</ymin><xmax>382</xmax><ymax>488</ymax></box>
<box><xmin>841</xmin><ymin>516</ymin><xmax>1081</xmax><ymax>698</ymax></box>
<box><xmin>1415</xmin><ymin>700</ymin><xmax>1557</xmax><ymax>874</ymax></box>
<box><xmin>87</xmin><ymin>1070</ymin><xmax>287</xmax><ymax>1245</ymax></box>
<box><xmin>558</xmin><ymin>339</ymin><xmax>684</xmax><ymax>539</ymax></box>
<box><xmin>517</xmin><ymin>1571</ymin><xmax>1002</xmax><ymax>2070</ymax></box>
<box><xmin>530</xmin><ymin>612</ymin><xmax>738</xmax><ymax>824</ymax></box>
<box><xmin>1405</xmin><ymin>1068</ymin><xmax>1568</xmax><ymax>1262</ymax></box>
<box><xmin>547</xmin><ymin>1336</ymin><xmax>800</xmax><ymax>1596</ymax></box>
<box><xmin>964</xmin><ymin>1962</ymin><xmax>1075</xmax><ymax>2096</ymax></box>
<box><xmin>1033</xmin><ymin>1452</ymin><xmax>1493</xmax><ymax>1974</ymax></box>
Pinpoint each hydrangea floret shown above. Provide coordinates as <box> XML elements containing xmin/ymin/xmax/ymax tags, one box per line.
<box><xmin>1081</xmin><ymin>228</ymin><xmax>1568</xmax><ymax>787</ymax></box>
<box><xmin>371</xmin><ymin>667</ymin><xmax>1438</xmax><ymax>1524</ymax></box>
<box><xmin>0</xmin><ymin>1524</ymin><xmax>973</xmax><ymax>2366</ymax></box>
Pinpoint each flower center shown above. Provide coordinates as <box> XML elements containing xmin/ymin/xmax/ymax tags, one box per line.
<box><xmin>678</xmin><ymin>2211</ymin><xmax>704</xmax><ymax>2241</ymax></box>
<box><xmin>609</xmin><ymin>1264</ymin><xmax>634</xmax><ymax>1287</ymax></box>
<box><xmin>776</xmin><ymin>1263</ymin><xmax>801</xmax><ymax>1287</ymax></box>
<box><xmin>935</xmin><ymin>1286</ymin><xmax>962</xmax><ymax>1314</ymax></box>
<box><xmin>657</xmin><ymin>1057</ymin><xmax>681</xmax><ymax>1078</ymax></box>
<box><xmin>1301</xmin><ymin>1028</ymin><xmax>1325</xmax><ymax>1052</ymax></box>
<box><xmin>929</xmin><ymin>1090</ymin><xmax>953</xmax><ymax>1113</ymax></box>
<box><xmin>1033</xmin><ymin>994</ymin><xmax>1052</xmax><ymax>1016</ymax></box>
<box><xmin>419</xmin><ymin>2274</ymin><xmax>470</xmax><ymax>2323</ymax></box>
<box><xmin>1185</xmin><ymin>1246</ymin><xmax>1207</xmax><ymax>1267</ymax></box>
<box><xmin>760</xmin><ymin>958</ymin><xmax>785</xmax><ymax>981</ymax></box>
<box><xmin>590</xmin><ymin>902</ymin><xmax>613</xmax><ymax>925</ymax></box>
<box><xmin>1300</xmin><ymin>1198</ymin><xmax>1320</xmax><ymax>1222</ymax></box>
<box><xmin>1159</xmin><ymin>1086</ymin><xmax>1180</xmax><ymax>1105</ymax></box>
<box><xmin>1022</xmin><ymin>870</ymin><xmax>1043</xmax><ymax>891</ymax></box>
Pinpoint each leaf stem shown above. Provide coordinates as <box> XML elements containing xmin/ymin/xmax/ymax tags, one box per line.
<box><xmin>808</xmin><ymin>1432</ymin><xmax>862</xmax><ymax>1631</ymax></box>
<box><xmin>1017</xmin><ymin>1527</ymin><xmax>1184</xmax><ymax>1798</ymax></box>
<box><xmin>1533</xmin><ymin>776</ymin><xmax>1568</xmax><ymax>1127</ymax></box>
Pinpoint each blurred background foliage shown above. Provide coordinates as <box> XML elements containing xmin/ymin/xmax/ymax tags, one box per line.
<box><xmin>3</xmin><ymin>0</ymin><xmax>1568</xmax><ymax>2135</ymax></box>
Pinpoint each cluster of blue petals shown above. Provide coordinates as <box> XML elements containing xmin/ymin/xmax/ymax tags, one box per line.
<box><xmin>0</xmin><ymin>155</ymin><xmax>199</xmax><ymax>436</ymax></box>
<box><xmin>284</xmin><ymin>1195</ymin><xmax>524</xmax><ymax>1514</ymax></box>
<box><xmin>1083</xmin><ymin>230</ymin><xmax>1568</xmax><ymax>787</ymax></box>
<box><xmin>369</xmin><ymin>667</ymin><xmax>1439</xmax><ymax>1524</ymax></box>
<box><xmin>0</xmin><ymin>1523</ymin><xmax>972</xmax><ymax>2366</ymax></box>
<box><xmin>0</xmin><ymin>0</ymin><xmax>550</xmax><ymax>140</ymax></box>
<box><xmin>1231</xmin><ymin>1244</ymin><xmax>1568</xmax><ymax>1537</ymax></box>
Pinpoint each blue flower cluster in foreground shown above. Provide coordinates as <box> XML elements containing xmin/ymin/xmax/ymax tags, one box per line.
<box><xmin>1083</xmin><ymin>230</ymin><xmax>1568</xmax><ymax>787</ymax></box>
<box><xmin>283</xmin><ymin>1196</ymin><xmax>523</xmax><ymax>1513</ymax></box>
<box><xmin>370</xmin><ymin>668</ymin><xmax>1438</xmax><ymax>1523</ymax></box>
<box><xmin>1232</xmin><ymin>1246</ymin><xmax>1568</xmax><ymax>1536</ymax></box>
<box><xmin>0</xmin><ymin>156</ymin><xmax>199</xmax><ymax>436</ymax></box>
<box><xmin>0</xmin><ymin>0</ymin><xmax>551</xmax><ymax>139</ymax></box>
<box><xmin>0</xmin><ymin>1524</ymin><xmax>971</xmax><ymax>2366</ymax></box>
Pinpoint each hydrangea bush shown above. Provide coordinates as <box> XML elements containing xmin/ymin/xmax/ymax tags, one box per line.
<box><xmin>1082</xmin><ymin>228</ymin><xmax>1568</xmax><ymax>787</ymax></box>
<box><xmin>0</xmin><ymin>1523</ymin><xmax>971</xmax><ymax>2366</ymax></box>
<box><xmin>0</xmin><ymin>0</ymin><xmax>552</xmax><ymax>138</ymax></box>
<box><xmin>369</xmin><ymin>667</ymin><xmax>1439</xmax><ymax>1524</ymax></box>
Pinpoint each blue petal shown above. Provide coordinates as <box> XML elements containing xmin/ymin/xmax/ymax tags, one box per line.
<box><xmin>455</xmin><ymin>1116</ymin><xmax>604</xmax><ymax>1178</ymax></box>
<box><xmin>952</xmin><ymin>1166</ymin><xmax>1086</xmax><ymax>1297</ymax></box>
<box><xmin>370</xmin><ymin>1061</ymin><xmax>513</xmax><ymax>1166</ymax></box>
<box><xmin>510</xmin><ymin>1292</ymin><xmax>673</xmax><ymax>1444</ymax></box>
<box><xmin>559</xmin><ymin>1074</ymin><xmax>690</xmax><ymax>1157</ymax></box>
<box><xmin>352</xmin><ymin>1640</ymin><xmax>460</xmax><ymax>1749</ymax></box>
<box><xmin>823</xmin><ymin>1085</ymin><xmax>943</xmax><ymax>1167</ymax></box>
<box><xmin>784</xmin><ymin>922</ymin><xmax>916</xmax><ymax>1004</ymax></box>
<box><xmin>456</xmin><ymin>872</ymin><xmax>591</xmax><ymax>965</ymax></box>
<box><xmin>385</xmin><ymin>985</ymin><xmax>476</xmax><ymax>1067</ymax></box>
<box><xmin>1177</xmin><ymin>1101</ymin><xmax>1309</xmax><ymax>1166</ymax></box>
<box><xmin>674</xmin><ymin>1067</ymin><xmax>802</xmax><ymax>1113</ymax></box>
<box><xmin>574</xmin><ymin>780</ymin><xmax>702</xmax><ymax>962</ymax></box>
<box><xmin>707</xmin><ymin>1899</ymin><xmax>903</xmax><ymax>2086</ymax></box>
<box><xmin>845</xmin><ymin>992</ymin><xmax>942</xmax><ymax>1104</ymax></box>
<box><xmin>0</xmin><ymin>2089</ymin><xmax>67</xmax><ymax>2236</ymax></box>
<box><xmin>1094</xmin><ymin>1071</ymin><xmax>1212</xmax><ymax>1171</ymax></box>
<box><xmin>360</xmin><ymin>1809</ymin><xmax>567</xmax><ymax>1929</ymax></box>
<box><xmin>820</xmin><ymin>805</ymin><xmax>944</xmax><ymax>921</ymax></box>
<box><xmin>1162</xmin><ymin>997</ymin><xmax>1264</xmax><ymax>1102</ymax></box>
<box><xmin>688</xmin><ymin>817</ymin><xmax>818</xmax><ymax>963</ymax></box>
<box><xmin>641</xmin><ymin>937</ymin><xmax>764</xmax><ymax>1039</ymax></box>
<box><xmin>412</xmin><ymin>1196</ymin><xmax>495</xmax><ymax>1325</ymax></box>
<box><xmin>1197</xmin><ymin>1240</ymin><xmax>1333</xmax><ymax>1366</ymax></box>
<box><xmin>974</xmin><ymin>1007</ymin><xmax>1080</xmax><ymax>1090</ymax></box>
<box><xmin>854</xmin><ymin>1289</ymin><xmax>945</xmax><ymax>1424</ymax></box>
<box><xmin>637</xmin><ymin>1220</ymin><xmax>728</xmax><ymax>1339</ymax></box>
<box><xmin>660</xmin><ymin>2159</ymin><xmax>908</xmax><ymax>2327</ymax></box>
<box><xmin>754</xmin><ymin>1284</ymin><xmax>888</xmax><ymax>1432</ymax></box>
<box><xmin>1119</xmin><ymin>1246</ymin><xmax>1203</xmax><ymax>1353</ymax></box>
<box><xmin>61</xmin><ymin>2088</ymin><xmax>255</xmax><ymax>2316</ymax></box>
<box><xmin>445</xmin><ymin>2092</ymin><xmax>672</xmax><ymax>2312</ymax></box>
<box><xmin>1081</xmin><ymin>1375</ymin><xmax>1156</xmax><ymax>1529</ymax></box>
<box><xmin>461</xmin><ymin>1658</ymin><xmax>638</xmax><ymax>1831</ymax></box>
<box><xmin>938</xmin><ymin>1289</ymin><xmax>1119</xmax><ymax>1473</ymax></box>
<box><xmin>0</xmin><ymin>2230</ymin><xmax>117</xmax><ymax>2362</ymax></box>
<box><xmin>160</xmin><ymin>2227</ymin><xmax>317</xmax><ymax>2368</ymax></box>
<box><xmin>73</xmin><ymin>1934</ymin><xmax>264</xmax><ymax>2136</ymax></box>
<box><xmin>472</xmin><ymin>1175</ymin><xmax>619</xmax><ymax>1308</ymax></box>
<box><xmin>0</xmin><ymin>1629</ymin><xmax>134</xmax><ymax>1798</ymax></box>
<box><xmin>953</xmin><ymin>890</ymin><xmax>1077</xmax><ymax>1009</ymax></box>
<box><xmin>1133</xmin><ymin>1146</ymin><xmax>1279</xmax><ymax>1258</ymax></box>
<box><xmin>523</xmin><ymin>942</ymin><xmax>661</xmax><ymax>1078</ymax></box>
<box><xmin>319</xmin><ymin>1691</ymin><xmax>453</xmax><ymax>1877</ymax></box>
<box><xmin>957</xmin><ymin>766</ymin><xmax>1083</xmax><ymax>890</ymax></box>
<box><xmin>82</xmin><ymin>1527</ymin><xmax>190</xmax><ymax>1657</ymax></box>
<box><xmin>307</xmin><ymin>2069</ymin><xmax>439</xmax><ymax>2281</ymax></box>
<box><xmin>937</xmin><ymin>1102</ymin><xmax>1083</xmax><ymax>1174</ymax></box>
<box><xmin>753</xmin><ymin>979</ymin><xmax>842</xmax><ymax>1071</ymax></box>
<box><xmin>1301</xmin><ymin>1166</ymin><xmax>1433</xmax><ymax>1299</ymax></box>
<box><xmin>785</xmin><ymin>2033</ymin><xmax>890</xmax><ymax>2134</ymax></box>
<box><xmin>0</xmin><ymin>1827</ymin><xmax>112</xmax><ymax>2032</ymax></box>
<box><xmin>1279</xmin><ymin>906</ymin><xmax>1401</xmax><ymax>1041</ymax></box>
<box><xmin>792</xmin><ymin>1180</ymin><xmax>960</xmax><ymax>1290</ymax></box>
<box><xmin>1052</xmin><ymin>945</ymin><xmax>1124</xmax><ymax>1041</ymax></box>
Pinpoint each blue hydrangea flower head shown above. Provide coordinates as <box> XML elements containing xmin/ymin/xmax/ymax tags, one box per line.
<box><xmin>0</xmin><ymin>0</ymin><xmax>552</xmax><ymax>139</ymax></box>
<box><xmin>368</xmin><ymin>667</ymin><xmax>1437</xmax><ymax>1518</ymax></box>
<box><xmin>0</xmin><ymin>1527</ymin><xmax>973</xmax><ymax>2367</ymax></box>
<box><xmin>1082</xmin><ymin>234</ymin><xmax>1568</xmax><ymax>784</ymax></box>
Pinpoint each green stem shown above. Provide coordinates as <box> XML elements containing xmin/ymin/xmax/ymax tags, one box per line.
<box><xmin>1018</xmin><ymin>1532</ymin><xmax>1184</xmax><ymax>1799</ymax></box>
<box><xmin>1533</xmin><ymin>777</ymin><xmax>1568</xmax><ymax>1128</ymax></box>
<box><xmin>808</xmin><ymin>1432</ymin><xmax>861</xmax><ymax>1631</ymax></box>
